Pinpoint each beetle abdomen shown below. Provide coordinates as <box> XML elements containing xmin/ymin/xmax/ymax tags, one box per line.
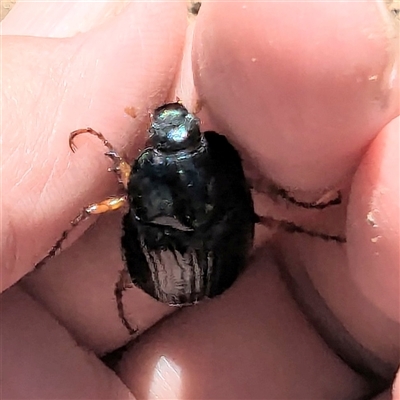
<box><xmin>122</xmin><ymin>215</ymin><xmax>214</xmax><ymax>305</ymax></box>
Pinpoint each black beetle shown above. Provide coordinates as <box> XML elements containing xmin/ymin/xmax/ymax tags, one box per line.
<box><xmin>35</xmin><ymin>102</ymin><xmax>254</xmax><ymax>333</ymax></box>
<box><xmin>122</xmin><ymin>103</ymin><xmax>255</xmax><ymax>306</ymax></box>
<box><xmin>36</xmin><ymin>102</ymin><xmax>345</xmax><ymax>334</ymax></box>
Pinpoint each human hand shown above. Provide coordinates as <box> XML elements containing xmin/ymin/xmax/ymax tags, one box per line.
<box><xmin>1</xmin><ymin>2</ymin><xmax>399</xmax><ymax>399</ymax></box>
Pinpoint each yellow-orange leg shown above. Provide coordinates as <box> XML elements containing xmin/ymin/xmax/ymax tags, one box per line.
<box><xmin>36</xmin><ymin>128</ymin><xmax>131</xmax><ymax>269</ymax></box>
<box><xmin>69</xmin><ymin>128</ymin><xmax>132</xmax><ymax>189</ymax></box>
<box><xmin>35</xmin><ymin>196</ymin><xmax>128</xmax><ymax>270</ymax></box>
<box><xmin>35</xmin><ymin>128</ymin><xmax>137</xmax><ymax>334</ymax></box>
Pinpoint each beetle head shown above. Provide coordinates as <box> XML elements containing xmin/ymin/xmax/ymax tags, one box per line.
<box><xmin>148</xmin><ymin>103</ymin><xmax>201</xmax><ymax>152</ymax></box>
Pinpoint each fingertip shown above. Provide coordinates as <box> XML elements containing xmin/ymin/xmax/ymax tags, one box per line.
<box><xmin>347</xmin><ymin>117</ymin><xmax>399</xmax><ymax>323</ymax></box>
<box><xmin>2</xmin><ymin>2</ymin><xmax>188</xmax><ymax>288</ymax></box>
<box><xmin>1</xmin><ymin>286</ymin><xmax>134</xmax><ymax>399</ymax></box>
<box><xmin>193</xmin><ymin>1</ymin><xmax>398</xmax><ymax>190</ymax></box>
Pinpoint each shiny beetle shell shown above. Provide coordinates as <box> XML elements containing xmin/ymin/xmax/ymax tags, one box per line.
<box><xmin>122</xmin><ymin>103</ymin><xmax>255</xmax><ymax>305</ymax></box>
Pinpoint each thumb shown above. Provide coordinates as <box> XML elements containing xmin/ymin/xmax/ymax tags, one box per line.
<box><xmin>1</xmin><ymin>2</ymin><xmax>188</xmax><ymax>292</ymax></box>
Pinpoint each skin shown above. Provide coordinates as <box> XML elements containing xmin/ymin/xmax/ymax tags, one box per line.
<box><xmin>1</xmin><ymin>1</ymin><xmax>399</xmax><ymax>399</ymax></box>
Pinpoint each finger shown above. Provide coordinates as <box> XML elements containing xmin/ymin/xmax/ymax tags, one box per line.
<box><xmin>1</xmin><ymin>286</ymin><xmax>134</xmax><ymax>399</ymax></box>
<box><xmin>1</xmin><ymin>1</ymin><xmax>132</xmax><ymax>37</ymax></box>
<box><xmin>273</xmin><ymin>118</ymin><xmax>399</xmax><ymax>383</ymax></box>
<box><xmin>347</xmin><ymin>117</ymin><xmax>399</xmax><ymax>324</ymax></box>
<box><xmin>21</xmin><ymin>212</ymin><xmax>174</xmax><ymax>354</ymax></box>
<box><xmin>116</xmin><ymin>248</ymin><xmax>370</xmax><ymax>399</ymax></box>
<box><xmin>1</xmin><ymin>2</ymin><xmax>188</xmax><ymax>292</ymax></box>
<box><xmin>394</xmin><ymin>369</ymin><xmax>400</xmax><ymax>399</ymax></box>
<box><xmin>192</xmin><ymin>2</ymin><xmax>399</xmax><ymax>191</ymax></box>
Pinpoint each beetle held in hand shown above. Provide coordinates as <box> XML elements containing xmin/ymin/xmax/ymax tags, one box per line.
<box><xmin>37</xmin><ymin>102</ymin><xmax>345</xmax><ymax>335</ymax></box>
<box><xmin>121</xmin><ymin>103</ymin><xmax>256</xmax><ymax>307</ymax></box>
<box><xmin>57</xmin><ymin>102</ymin><xmax>255</xmax><ymax>334</ymax></box>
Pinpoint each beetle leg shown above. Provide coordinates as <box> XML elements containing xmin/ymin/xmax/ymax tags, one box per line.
<box><xmin>114</xmin><ymin>267</ymin><xmax>138</xmax><ymax>335</ymax></box>
<box><xmin>69</xmin><ymin>128</ymin><xmax>131</xmax><ymax>189</ymax></box>
<box><xmin>271</xmin><ymin>186</ymin><xmax>342</xmax><ymax>209</ymax></box>
<box><xmin>104</xmin><ymin>150</ymin><xmax>131</xmax><ymax>189</ymax></box>
<box><xmin>35</xmin><ymin>196</ymin><xmax>127</xmax><ymax>269</ymax></box>
<box><xmin>250</xmin><ymin>176</ymin><xmax>342</xmax><ymax>210</ymax></box>
<box><xmin>258</xmin><ymin>215</ymin><xmax>346</xmax><ymax>243</ymax></box>
<box><xmin>69</xmin><ymin>127</ymin><xmax>116</xmax><ymax>153</ymax></box>
<box><xmin>83</xmin><ymin>195</ymin><xmax>127</xmax><ymax>215</ymax></box>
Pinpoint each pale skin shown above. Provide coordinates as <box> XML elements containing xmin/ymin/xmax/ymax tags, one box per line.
<box><xmin>1</xmin><ymin>2</ymin><xmax>399</xmax><ymax>399</ymax></box>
